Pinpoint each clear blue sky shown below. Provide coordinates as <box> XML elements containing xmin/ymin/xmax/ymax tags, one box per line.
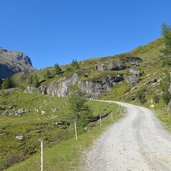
<box><xmin>0</xmin><ymin>0</ymin><xmax>171</xmax><ymax>69</ymax></box>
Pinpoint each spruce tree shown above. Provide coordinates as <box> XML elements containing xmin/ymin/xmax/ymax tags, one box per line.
<box><xmin>68</xmin><ymin>89</ymin><xmax>92</xmax><ymax>127</ymax></box>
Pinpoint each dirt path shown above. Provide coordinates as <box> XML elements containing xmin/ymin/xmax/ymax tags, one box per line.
<box><xmin>83</xmin><ymin>101</ymin><xmax>171</xmax><ymax>171</ymax></box>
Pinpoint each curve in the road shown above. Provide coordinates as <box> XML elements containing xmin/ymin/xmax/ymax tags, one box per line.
<box><xmin>83</xmin><ymin>101</ymin><xmax>171</xmax><ymax>171</ymax></box>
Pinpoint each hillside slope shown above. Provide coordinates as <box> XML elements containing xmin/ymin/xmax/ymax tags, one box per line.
<box><xmin>1</xmin><ymin>38</ymin><xmax>171</xmax><ymax>170</ymax></box>
<box><xmin>20</xmin><ymin>38</ymin><xmax>165</xmax><ymax>105</ymax></box>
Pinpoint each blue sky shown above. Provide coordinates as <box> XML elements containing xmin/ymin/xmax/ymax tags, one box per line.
<box><xmin>0</xmin><ymin>0</ymin><xmax>171</xmax><ymax>69</ymax></box>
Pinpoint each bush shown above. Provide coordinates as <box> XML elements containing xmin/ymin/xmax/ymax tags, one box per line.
<box><xmin>136</xmin><ymin>88</ymin><xmax>147</xmax><ymax>104</ymax></box>
<box><xmin>1</xmin><ymin>78</ymin><xmax>13</xmax><ymax>89</ymax></box>
<box><xmin>27</xmin><ymin>74</ymin><xmax>39</xmax><ymax>88</ymax></box>
<box><xmin>153</xmin><ymin>95</ymin><xmax>160</xmax><ymax>103</ymax></box>
<box><xmin>71</xmin><ymin>59</ymin><xmax>79</xmax><ymax>70</ymax></box>
<box><xmin>44</xmin><ymin>70</ymin><xmax>51</xmax><ymax>79</ymax></box>
<box><xmin>53</xmin><ymin>64</ymin><xmax>62</xmax><ymax>75</ymax></box>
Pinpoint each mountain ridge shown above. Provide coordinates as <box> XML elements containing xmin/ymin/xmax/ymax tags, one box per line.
<box><xmin>0</xmin><ymin>47</ymin><xmax>33</xmax><ymax>80</ymax></box>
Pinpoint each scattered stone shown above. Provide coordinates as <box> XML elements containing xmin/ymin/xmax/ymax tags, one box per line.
<box><xmin>54</xmin><ymin>121</ymin><xmax>70</xmax><ymax>129</ymax></box>
<box><xmin>95</xmin><ymin>64</ymin><xmax>105</xmax><ymax>71</ymax></box>
<box><xmin>15</xmin><ymin>135</ymin><xmax>24</xmax><ymax>141</ymax></box>
<box><xmin>35</xmin><ymin>130</ymin><xmax>41</xmax><ymax>133</ymax></box>
<box><xmin>34</xmin><ymin>108</ymin><xmax>39</xmax><ymax>113</ymax></box>
<box><xmin>128</xmin><ymin>68</ymin><xmax>141</xmax><ymax>77</ymax></box>
<box><xmin>95</xmin><ymin>60</ymin><xmax>126</xmax><ymax>71</ymax></box>
<box><xmin>126</xmin><ymin>75</ymin><xmax>139</xmax><ymax>84</ymax></box>
<box><xmin>130</xmin><ymin>86</ymin><xmax>138</xmax><ymax>91</ymax></box>
<box><xmin>147</xmin><ymin>79</ymin><xmax>157</xmax><ymax>85</ymax></box>
<box><xmin>2</xmin><ymin>108</ymin><xmax>27</xmax><ymax>116</ymax></box>
<box><xmin>51</xmin><ymin>108</ymin><xmax>57</xmax><ymax>112</ymax></box>
<box><xmin>126</xmin><ymin>57</ymin><xmax>143</xmax><ymax>63</ymax></box>
<box><xmin>24</xmin><ymin>86</ymin><xmax>37</xmax><ymax>93</ymax></box>
<box><xmin>106</xmin><ymin>62</ymin><xmax>126</xmax><ymax>71</ymax></box>
<box><xmin>130</xmin><ymin>96</ymin><xmax>136</xmax><ymax>101</ymax></box>
<box><xmin>41</xmin><ymin>111</ymin><xmax>45</xmax><ymax>115</ymax></box>
<box><xmin>16</xmin><ymin>109</ymin><xmax>26</xmax><ymax>116</ymax></box>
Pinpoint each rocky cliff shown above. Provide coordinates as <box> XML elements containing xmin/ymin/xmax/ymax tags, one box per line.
<box><xmin>0</xmin><ymin>47</ymin><xmax>33</xmax><ymax>80</ymax></box>
<box><xmin>25</xmin><ymin>73</ymin><xmax>124</xmax><ymax>98</ymax></box>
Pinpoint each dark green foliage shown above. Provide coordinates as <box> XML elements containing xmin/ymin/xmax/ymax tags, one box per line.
<box><xmin>153</xmin><ymin>95</ymin><xmax>160</xmax><ymax>103</ymax></box>
<box><xmin>71</xmin><ymin>59</ymin><xmax>79</xmax><ymax>69</ymax></box>
<box><xmin>68</xmin><ymin>89</ymin><xmax>93</xmax><ymax>127</ymax></box>
<box><xmin>1</xmin><ymin>78</ymin><xmax>13</xmax><ymax>89</ymax></box>
<box><xmin>27</xmin><ymin>75</ymin><xmax>34</xmax><ymax>85</ymax></box>
<box><xmin>160</xmin><ymin>23</ymin><xmax>171</xmax><ymax>67</ymax></box>
<box><xmin>53</xmin><ymin>64</ymin><xmax>62</xmax><ymax>75</ymax></box>
<box><xmin>27</xmin><ymin>74</ymin><xmax>39</xmax><ymax>88</ymax></box>
<box><xmin>162</xmin><ymin>92</ymin><xmax>170</xmax><ymax>105</ymax></box>
<box><xmin>65</xmin><ymin>65</ymin><xmax>72</xmax><ymax>72</ymax></box>
<box><xmin>32</xmin><ymin>75</ymin><xmax>39</xmax><ymax>88</ymax></box>
<box><xmin>136</xmin><ymin>88</ymin><xmax>147</xmax><ymax>104</ymax></box>
<box><xmin>44</xmin><ymin>70</ymin><xmax>51</xmax><ymax>79</ymax></box>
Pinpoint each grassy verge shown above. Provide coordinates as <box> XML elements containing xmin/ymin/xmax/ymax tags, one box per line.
<box><xmin>6</xmin><ymin>103</ymin><xmax>122</xmax><ymax>171</ymax></box>
<box><xmin>153</xmin><ymin>103</ymin><xmax>171</xmax><ymax>132</ymax></box>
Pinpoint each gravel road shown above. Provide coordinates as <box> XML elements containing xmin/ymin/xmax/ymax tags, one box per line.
<box><xmin>83</xmin><ymin>101</ymin><xmax>171</xmax><ymax>171</ymax></box>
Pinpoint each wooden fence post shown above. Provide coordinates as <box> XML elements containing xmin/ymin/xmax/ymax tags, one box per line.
<box><xmin>100</xmin><ymin>116</ymin><xmax>102</xmax><ymax>126</ymax></box>
<box><xmin>74</xmin><ymin>122</ymin><xmax>78</xmax><ymax>140</ymax></box>
<box><xmin>40</xmin><ymin>140</ymin><xmax>43</xmax><ymax>171</ymax></box>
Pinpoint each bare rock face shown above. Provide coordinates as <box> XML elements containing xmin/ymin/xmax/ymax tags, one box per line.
<box><xmin>106</xmin><ymin>61</ymin><xmax>126</xmax><ymax>71</ymax></box>
<box><xmin>95</xmin><ymin>64</ymin><xmax>105</xmax><ymax>71</ymax></box>
<box><xmin>126</xmin><ymin>68</ymin><xmax>142</xmax><ymax>84</ymax></box>
<box><xmin>24</xmin><ymin>86</ymin><xmax>37</xmax><ymax>93</ymax></box>
<box><xmin>126</xmin><ymin>57</ymin><xmax>143</xmax><ymax>63</ymax></box>
<box><xmin>0</xmin><ymin>47</ymin><xmax>33</xmax><ymax>80</ymax></box>
<box><xmin>79</xmin><ymin>74</ymin><xmax>123</xmax><ymax>98</ymax></box>
<box><xmin>25</xmin><ymin>74</ymin><xmax>79</xmax><ymax>97</ymax></box>
<box><xmin>25</xmin><ymin>73</ymin><xmax>124</xmax><ymax>99</ymax></box>
<box><xmin>95</xmin><ymin>60</ymin><xmax>126</xmax><ymax>72</ymax></box>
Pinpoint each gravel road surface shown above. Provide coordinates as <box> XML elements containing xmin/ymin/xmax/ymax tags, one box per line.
<box><xmin>83</xmin><ymin>101</ymin><xmax>171</xmax><ymax>171</ymax></box>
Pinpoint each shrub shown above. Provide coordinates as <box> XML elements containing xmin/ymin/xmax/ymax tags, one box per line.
<box><xmin>53</xmin><ymin>64</ymin><xmax>62</xmax><ymax>75</ymax></box>
<box><xmin>71</xmin><ymin>59</ymin><xmax>79</xmax><ymax>69</ymax></box>
<box><xmin>1</xmin><ymin>78</ymin><xmax>13</xmax><ymax>89</ymax></box>
<box><xmin>136</xmin><ymin>88</ymin><xmax>147</xmax><ymax>104</ymax></box>
<box><xmin>27</xmin><ymin>74</ymin><xmax>39</xmax><ymax>88</ymax></box>
<box><xmin>44</xmin><ymin>70</ymin><xmax>52</xmax><ymax>79</ymax></box>
<box><xmin>153</xmin><ymin>95</ymin><xmax>160</xmax><ymax>103</ymax></box>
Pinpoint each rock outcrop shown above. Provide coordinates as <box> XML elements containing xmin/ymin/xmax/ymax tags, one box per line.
<box><xmin>126</xmin><ymin>57</ymin><xmax>143</xmax><ymax>64</ymax></box>
<box><xmin>79</xmin><ymin>74</ymin><xmax>124</xmax><ymax>98</ymax></box>
<box><xmin>0</xmin><ymin>47</ymin><xmax>33</xmax><ymax>80</ymax></box>
<box><xmin>126</xmin><ymin>68</ymin><xmax>142</xmax><ymax>84</ymax></box>
<box><xmin>95</xmin><ymin>60</ymin><xmax>126</xmax><ymax>72</ymax></box>
<box><xmin>25</xmin><ymin>73</ymin><xmax>124</xmax><ymax>98</ymax></box>
<box><xmin>25</xmin><ymin>74</ymin><xmax>79</xmax><ymax>97</ymax></box>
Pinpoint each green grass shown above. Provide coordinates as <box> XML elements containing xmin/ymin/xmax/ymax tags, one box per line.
<box><xmin>0</xmin><ymin>89</ymin><xmax>121</xmax><ymax>170</ymax></box>
<box><xmin>6</xmin><ymin>103</ymin><xmax>121</xmax><ymax>171</ymax></box>
<box><xmin>152</xmin><ymin>102</ymin><xmax>171</xmax><ymax>132</ymax></box>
